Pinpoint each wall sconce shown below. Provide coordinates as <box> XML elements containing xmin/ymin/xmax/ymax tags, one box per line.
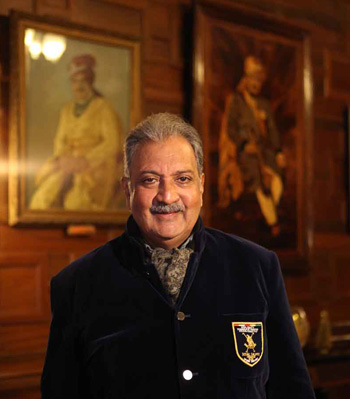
<box><xmin>24</xmin><ymin>29</ymin><xmax>67</xmax><ymax>63</ymax></box>
<box><xmin>42</xmin><ymin>34</ymin><xmax>67</xmax><ymax>62</ymax></box>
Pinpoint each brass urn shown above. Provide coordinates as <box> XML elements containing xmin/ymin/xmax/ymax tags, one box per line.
<box><xmin>291</xmin><ymin>307</ymin><xmax>310</xmax><ymax>348</ymax></box>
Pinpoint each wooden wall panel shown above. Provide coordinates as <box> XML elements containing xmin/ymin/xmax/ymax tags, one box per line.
<box><xmin>0</xmin><ymin>1</ymin><xmax>33</xmax><ymax>16</ymax></box>
<box><xmin>0</xmin><ymin>354</ymin><xmax>43</xmax><ymax>396</ymax></box>
<box><xmin>40</xmin><ymin>0</ymin><xmax>69</xmax><ymax>7</ymax></box>
<box><xmin>0</xmin><ymin>225</ymin><xmax>111</xmax><ymax>252</ymax></box>
<box><xmin>143</xmin><ymin>99</ymin><xmax>183</xmax><ymax>116</ymax></box>
<box><xmin>95</xmin><ymin>0</ymin><xmax>147</xmax><ymax>9</ymax></box>
<box><xmin>72</xmin><ymin>0</ymin><xmax>142</xmax><ymax>38</ymax></box>
<box><xmin>0</xmin><ymin>254</ymin><xmax>49</xmax><ymax>322</ymax></box>
<box><xmin>48</xmin><ymin>253</ymin><xmax>72</xmax><ymax>279</ymax></box>
<box><xmin>330</xmin><ymin>254</ymin><xmax>350</xmax><ymax>299</ymax></box>
<box><xmin>285</xmin><ymin>274</ymin><xmax>315</xmax><ymax>303</ymax></box>
<box><xmin>313</xmin><ymin>128</ymin><xmax>346</xmax><ymax>231</ymax></box>
<box><xmin>0</xmin><ymin>324</ymin><xmax>49</xmax><ymax>356</ymax></box>
<box><xmin>314</xmin><ymin>97</ymin><xmax>344</xmax><ymax>122</ymax></box>
<box><xmin>325</xmin><ymin>51</ymin><xmax>350</xmax><ymax>100</ymax></box>
<box><xmin>144</xmin><ymin>1</ymin><xmax>182</xmax><ymax>66</ymax></box>
<box><xmin>144</xmin><ymin>64</ymin><xmax>183</xmax><ymax>103</ymax></box>
<box><xmin>36</xmin><ymin>0</ymin><xmax>71</xmax><ymax>18</ymax></box>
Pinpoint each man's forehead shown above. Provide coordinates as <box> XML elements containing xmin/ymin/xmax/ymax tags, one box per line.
<box><xmin>138</xmin><ymin>169</ymin><xmax>196</xmax><ymax>176</ymax></box>
<box><xmin>130</xmin><ymin>137</ymin><xmax>199</xmax><ymax>177</ymax></box>
<box><xmin>135</xmin><ymin>137</ymin><xmax>195</xmax><ymax>160</ymax></box>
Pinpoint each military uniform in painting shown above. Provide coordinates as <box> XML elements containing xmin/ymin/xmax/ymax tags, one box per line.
<box><xmin>219</xmin><ymin>56</ymin><xmax>285</xmax><ymax>234</ymax></box>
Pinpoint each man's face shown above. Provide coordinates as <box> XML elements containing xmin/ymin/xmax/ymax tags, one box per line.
<box><xmin>70</xmin><ymin>72</ymin><xmax>93</xmax><ymax>103</ymax></box>
<box><xmin>245</xmin><ymin>74</ymin><xmax>265</xmax><ymax>96</ymax></box>
<box><xmin>122</xmin><ymin>136</ymin><xmax>205</xmax><ymax>249</ymax></box>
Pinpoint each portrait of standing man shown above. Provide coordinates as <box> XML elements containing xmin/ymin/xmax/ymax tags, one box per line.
<box><xmin>219</xmin><ymin>56</ymin><xmax>287</xmax><ymax>237</ymax></box>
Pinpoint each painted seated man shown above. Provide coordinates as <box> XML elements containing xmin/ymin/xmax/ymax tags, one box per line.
<box><xmin>30</xmin><ymin>54</ymin><xmax>123</xmax><ymax>211</ymax></box>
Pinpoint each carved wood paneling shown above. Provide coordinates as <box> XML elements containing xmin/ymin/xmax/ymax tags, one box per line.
<box><xmin>0</xmin><ymin>0</ymin><xmax>350</xmax><ymax>398</ymax></box>
<box><xmin>0</xmin><ymin>254</ymin><xmax>49</xmax><ymax>322</ymax></box>
<box><xmin>144</xmin><ymin>99</ymin><xmax>183</xmax><ymax>116</ymax></box>
<box><xmin>144</xmin><ymin>63</ymin><xmax>183</xmax><ymax>104</ymax></box>
<box><xmin>36</xmin><ymin>0</ymin><xmax>71</xmax><ymax>18</ymax></box>
<box><xmin>313</xmin><ymin>127</ymin><xmax>346</xmax><ymax>231</ymax></box>
<box><xmin>94</xmin><ymin>0</ymin><xmax>147</xmax><ymax>9</ymax></box>
<box><xmin>38</xmin><ymin>0</ymin><xmax>70</xmax><ymax>9</ymax></box>
<box><xmin>314</xmin><ymin>97</ymin><xmax>344</xmax><ymax>123</ymax></box>
<box><xmin>330</xmin><ymin>254</ymin><xmax>350</xmax><ymax>299</ymax></box>
<box><xmin>0</xmin><ymin>353</ymin><xmax>43</xmax><ymax>397</ymax></box>
<box><xmin>0</xmin><ymin>323</ymin><xmax>49</xmax><ymax>356</ymax></box>
<box><xmin>0</xmin><ymin>1</ymin><xmax>33</xmax><ymax>16</ymax></box>
<box><xmin>0</xmin><ymin>224</ymin><xmax>110</xmax><ymax>253</ymax></box>
<box><xmin>325</xmin><ymin>51</ymin><xmax>350</xmax><ymax>100</ymax></box>
<box><xmin>48</xmin><ymin>253</ymin><xmax>72</xmax><ymax>278</ymax></box>
<box><xmin>329</xmin><ymin>296</ymin><xmax>350</xmax><ymax>323</ymax></box>
<box><xmin>73</xmin><ymin>0</ymin><xmax>142</xmax><ymax>38</ymax></box>
<box><xmin>284</xmin><ymin>274</ymin><xmax>315</xmax><ymax>303</ymax></box>
<box><xmin>144</xmin><ymin>1</ymin><xmax>182</xmax><ymax>66</ymax></box>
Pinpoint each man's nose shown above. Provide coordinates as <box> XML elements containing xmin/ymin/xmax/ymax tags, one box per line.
<box><xmin>155</xmin><ymin>180</ymin><xmax>179</xmax><ymax>204</ymax></box>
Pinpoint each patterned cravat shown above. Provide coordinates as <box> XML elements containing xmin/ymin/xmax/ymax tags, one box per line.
<box><xmin>144</xmin><ymin>237</ymin><xmax>194</xmax><ymax>303</ymax></box>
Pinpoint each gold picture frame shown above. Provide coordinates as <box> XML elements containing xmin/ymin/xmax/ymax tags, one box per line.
<box><xmin>9</xmin><ymin>12</ymin><xmax>141</xmax><ymax>226</ymax></box>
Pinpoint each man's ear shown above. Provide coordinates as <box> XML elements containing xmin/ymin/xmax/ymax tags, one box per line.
<box><xmin>122</xmin><ymin>177</ymin><xmax>131</xmax><ymax>210</ymax></box>
<box><xmin>200</xmin><ymin>173</ymin><xmax>205</xmax><ymax>206</ymax></box>
<box><xmin>200</xmin><ymin>173</ymin><xmax>205</xmax><ymax>194</ymax></box>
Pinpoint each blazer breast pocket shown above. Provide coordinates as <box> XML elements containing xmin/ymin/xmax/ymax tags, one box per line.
<box><xmin>218</xmin><ymin>312</ymin><xmax>268</xmax><ymax>379</ymax></box>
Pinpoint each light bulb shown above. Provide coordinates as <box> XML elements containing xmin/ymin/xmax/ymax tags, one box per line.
<box><xmin>29</xmin><ymin>41</ymin><xmax>42</xmax><ymax>60</ymax></box>
<box><xmin>42</xmin><ymin>34</ymin><xmax>67</xmax><ymax>63</ymax></box>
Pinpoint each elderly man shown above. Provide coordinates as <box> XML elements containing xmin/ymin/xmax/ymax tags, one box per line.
<box><xmin>41</xmin><ymin>113</ymin><xmax>315</xmax><ymax>399</ymax></box>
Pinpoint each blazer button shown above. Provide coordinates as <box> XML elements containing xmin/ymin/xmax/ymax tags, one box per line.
<box><xmin>177</xmin><ymin>311</ymin><xmax>186</xmax><ymax>321</ymax></box>
<box><xmin>182</xmin><ymin>370</ymin><xmax>193</xmax><ymax>380</ymax></box>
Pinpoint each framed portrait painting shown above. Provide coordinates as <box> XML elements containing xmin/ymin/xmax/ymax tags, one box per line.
<box><xmin>9</xmin><ymin>12</ymin><xmax>141</xmax><ymax>226</ymax></box>
<box><xmin>193</xmin><ymin>4</ymin><xmax>313</xmax><ymax>265</ymax></box>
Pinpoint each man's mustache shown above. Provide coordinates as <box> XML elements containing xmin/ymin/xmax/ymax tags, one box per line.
<box><xmin>150</xmin><ymin>203</ymin><xmax>185</xmax><ymax>214</ymax></box>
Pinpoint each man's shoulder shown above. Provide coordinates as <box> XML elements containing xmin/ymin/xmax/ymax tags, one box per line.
<box><xmin>204</xmin><ymin>226</ymin><xmax>273</xmax><ymax>262</ymax></box>
<box><xmin>202</xmin><ymin>227</ymin><xmax>280</xmax><ymax>285</ymax></box>
<box><xmin>60</xmin><ymin>101</ymin><xmax>74</xmax><ymax>115</ymax></box>
<box><xmin>52</xmin><ymin>234</ymin><xmax>123</xmax><ymax>287</ymax></box>
<box><xmin>93</xmin><ymin>96</ymin><xmax>115</xmax><ymax>112</ymax></box>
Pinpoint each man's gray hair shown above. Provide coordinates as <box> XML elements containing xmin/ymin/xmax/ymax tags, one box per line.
<box><xmin>124</xmin><ymin>113</ymin><xmax>203</xmax><ymax>178</ymax></box>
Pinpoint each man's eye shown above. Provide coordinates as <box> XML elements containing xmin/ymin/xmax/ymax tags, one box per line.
<box><xmin>177</xmin><ymin>176</ymin><xmax>192</xmax><ymax>183</ymax></box>
<box><xmin>142</xmin><ymin>177</ymin><xmax>157</xmax><ymax>184</ymax></box>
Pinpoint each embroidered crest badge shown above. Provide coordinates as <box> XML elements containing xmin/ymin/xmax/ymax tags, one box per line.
<box><xmin>232</xmin><ymin>322</ymin><xmax>264</xmax><ymax>367</ymax></box>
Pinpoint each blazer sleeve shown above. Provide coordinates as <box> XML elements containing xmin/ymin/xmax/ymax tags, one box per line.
<box><xmin>265</xmin><ymin>252</ymin><xmax>315</xmax><ymax>399</ymax></box>
<box><xmin>41</xmin><ymin>276</ymin><xmax>81</xmax><ymax>399</ymax></box>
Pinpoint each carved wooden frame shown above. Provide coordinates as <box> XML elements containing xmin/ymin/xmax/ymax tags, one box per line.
<box><xmin>193</xmin><ymin>3</ymin><xmax>313</xmax><ymax>270</ymax></box>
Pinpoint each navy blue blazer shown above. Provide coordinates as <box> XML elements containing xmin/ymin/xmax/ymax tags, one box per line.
<box><xmin>41</xmin><ymin>217</ymin><xmax>315</xmax><ymax>399</ymax></box>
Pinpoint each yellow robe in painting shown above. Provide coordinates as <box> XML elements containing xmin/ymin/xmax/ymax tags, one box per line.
<box><xmin>29</xmin><ymin>97</ymin><xmax>123</xmax><ymax>211</ymax></box>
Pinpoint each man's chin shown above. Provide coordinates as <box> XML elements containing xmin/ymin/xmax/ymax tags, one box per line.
<box><xmin>150</xmin><ymin>226</ymin><xmax>186</xmax><ymax>248</ymax></box>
